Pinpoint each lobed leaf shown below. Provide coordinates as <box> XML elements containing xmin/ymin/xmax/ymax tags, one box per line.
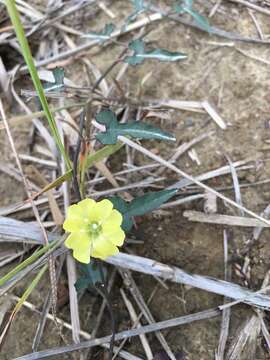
<box><xmin>110</xmin><ymin>189</ymin><xmax>178</xmax><ymax>232</ymax></box>
<box><xmin>43</xmin><ymin>67</ymin><xmax>65</xmax><ymax>93</ymax></box>
<box><xmin>124</xmin><ymin>39</ymin><xmax>187</xmax><ymax>65</ymax></box>
<box><xmin>125</xmin><ymin>0</ymin><xmax>146</xmax><ymax>25</ymax></box>
<box><xmin>75</xmin><ymin>262</ymin><xmax>107</xmax><ymax>291</ymax></box>
<box><xmin>174</xmin><ymin>1</ymin><xmax>212</xmax><ymax>33</ymax></box>
<box><xmin>127</xmin><ymin>189</ymin><xmax>179</xmax><ymax>217</ymax></box>
<box><xmin>82</xmin><ymin>23</ymin><xmax>115</xmax><ymax>41</ymax></box>
<box><xmin>141</xmin><ymin>49</ymin><xmax>188</xmax><ymax>62</ymax></box>
<box><xmin>109</xmin><ymin>196</ymin><xmax>133</xmax><ymax>232</ymax></box>
<box><xmin>95</xmin><ymin>110</ymin><xmax>175</xmax><ymax>145</ymax></box>
<box><xmin>183</xmin><ymin>7</ymin><xmax>212</xmax><ymax>32</ymax></box>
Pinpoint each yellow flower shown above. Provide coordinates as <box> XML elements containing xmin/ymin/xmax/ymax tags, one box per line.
<box><xmin>63</xmin><ymin>199</ymin><xmax>125</xmax><ymax>264</ymax></box>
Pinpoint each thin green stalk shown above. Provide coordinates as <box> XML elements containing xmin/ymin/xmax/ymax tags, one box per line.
<box><xmin>6</xmin><ymin>101</ymin><xmax>86</xmax><ymax>127</ymax></box>
<box><xmin>78</xmin><ymin>142</ymin><xmax>123</xmax><ymax>196</ymax></box>
<box><xmin>0</xmin><ymin>264</ymin><xmax>48</xmax><ymax>345</ymax></box>
<box><xmin>0</xmin><ymin>239</ymin><xmax>59</xmax><ymax>287</ymax></box>
<box><xmin>85</xmin><ymin>142</ymin><xmax>124</xmax><ymax>170</ymax></box>
<box><xmin>4</xmin><ymin>0</ymin><xmax>71</xmax><ymax>170</ymax></box>
<box><xmin>12</xmin><ymin>264</ymin><xmax>48</xmax><ymax>315</ymax></box>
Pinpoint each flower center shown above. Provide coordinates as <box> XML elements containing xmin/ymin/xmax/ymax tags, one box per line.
<box><xmin>88</xmin><ymin>221</ymin><xmax>102</xmax><ymax>237</ymax></box>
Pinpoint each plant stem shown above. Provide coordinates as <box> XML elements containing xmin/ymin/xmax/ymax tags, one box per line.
<box><xmin>4</xmin><ymin>0</ymin><xmax>72</xmax><ymax>170</ymax></box>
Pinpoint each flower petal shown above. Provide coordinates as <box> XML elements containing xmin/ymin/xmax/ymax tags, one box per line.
<box><xmin>63</xmin><ymin>218</ymin><xmax>86</xmax><ymax>232</ymax></box>
<box><xmin>65</xmin><ymin>232</ymin><xmax>92</xmax><ymax>264</ymax></box>
<box><xmin>78</xmin><ymin>198</ymin><xmax>97</xmax><ymax>218</ymax></box>
<box><xmin>103</xmin><ymin>210</ymin><xmax>123</xmax><ymax>233</ymax></box>
<box><xmin>92</xmin><ymin>234</ymin><xmax>119</xmax><ymax>259</ymax></box>
<box><xmin>103</xmin><ymin>229</ymin><xmax>125</xmax><ymax>246</ymax></box>
<box><xmin>91</xmin><ymin>199</ymin><xmax>113</xmax><ymax>223</ymax></box>
<box><xmin>92</xmin><ymin>246</ymin><xmax>119</xmax><ymax>260</ymax></box>
<box><xmin>73</xmin><ymin>246</ymin><xmax>91</xmax><ymax>264</ymax></box>
<box><xmin>63</xmin><ymin>198</ymin><xmax>125</xmax><ymax>263</ymax></box>
<box><xmin>63</xmin><ymin>199</ymin><xmax>96</xmax><ymax>231</ymax></box>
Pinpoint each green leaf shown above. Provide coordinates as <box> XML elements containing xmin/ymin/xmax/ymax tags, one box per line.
<box><xmin>0</xmin><ymin>238</ymin><xmax>60</xmax><ymax>287</ymax></box>
<box><xmin>127</xmin><ymin>189</ymin><xmax>178</xmax><ymax>216</ymax></box>
<box><xmin>174</xmin><ymin>0</ymin><xmax>193</xmax><ymax>12</ymax></box>
<box><xmin>124</xmin><ymin>40</ymin><xmax>145</xmax><ymax>64</ymax></box>
<box><xmin>75</xmin><ymin>262</ymin><xmax>107</xmax><ymax>292</ymax></box>
<box><xmin>2</xmin><ymin>263</ymin><xmax>48</xmax><ymax>341</ymax></box>
<box><xmin>43</xmin><ymin>68</ymin><xmax>65</xmax><ymax>93</ymax></box>
<box><xmin>38</xmin><ymin>169</ymin><xmax>72</xmax><ymax>196</ymax></box>
<box><xmin>174</xmin><ymin>4</ymin><xmax>185</xmax><ymax>14</ymax></box>
<box><xmin>184</xmin><ymin>0</ymin><xmax>193</xmax><ymax>9</ymax></box>
<box><xmin>124</xmin><ymin>40</ymin><xmax>187</xmax><ymax>66</ymax></box>
<box><xmin>174</xmin><ymin>1</ymin><xmax>212</xmax><ymax>33</ymax></box>
<box><xmin>142</xmin><ymin>49</ymin><xmax>188</xmax><ymax>62</ymax></box>
<box><xmin>125</xmin><ymin>0</ymin><xmax>146</xmax><ymax>25</ymax></box>
<box><xmin>95</xmin><ymin>110</ymin><xmax>176</xmax><ymax>145</ymax></box>
<box><xmin>85</xmin><ymin>142</ymin><xmax>124</xmax><ymax>170</ymax></box>
<box><xmin>82</xmin><ymin>23</ymin><xmax>115</xmax><ymax>41</ymax></box>
<box><xmin>183</xmin><ymin>7</ymin><xmax>212</xmax><ymax>32</ymax></box>
<box><xmin>129</xmin><ymin>39</ymin><xmax>145</xmax><ymax>54</ymax></box>
<box><xmin>124</xmin><ymin>55</ymin><xmax>145</xmax><ymax>65</ymax></box>
<box><xmin>75</xmin><ymin>277</ymin><xmax>92</xmax><ymax>292</ymax></box>
<box><xmin>109</xmin><ymin>196</ymin><xmax>133</xmax><ymax>232</ymax></box>
<box><xmin>110</xmin><ymin>189</ymin><xmax>178</xmax><ymax>233</ymax></box>
<box><xmin>4</xmin><ymin>0</ymin><xmax>71</xmax><ymax>170</ymax></box>
<box><xmin>133</xmin><ymin>0</ymin><xmax>145</xmax><ymax>12</ymax></box>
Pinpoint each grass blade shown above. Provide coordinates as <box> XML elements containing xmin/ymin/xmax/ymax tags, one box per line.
<box><xmin>0</xmin><ymin>264</ymin><xmax>48</xmax><ymax>347</ymax></box>
<box><xmin>4</xmin><ymin>0</ymin><xmax>71</xmax><ymax>169</ymax></box>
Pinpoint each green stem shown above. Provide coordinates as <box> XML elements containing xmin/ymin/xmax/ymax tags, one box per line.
<box><xmin>12</xmin><ymin>264</ymin><xmax>48</xmax><ymax>315</ymax></box>
<box><xmin>0</xmin><ymin>239</ymin><xmax>59</xmax><ymax>287</ymax></box>
<box><xmin>5</xmin><ymin>0</ymin><xmax>72</xmax><ymax>170</ymax></box>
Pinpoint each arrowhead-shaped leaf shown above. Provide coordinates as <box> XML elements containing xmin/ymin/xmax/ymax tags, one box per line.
<box><xmin>174</xmin><ymin>1</ymin><xmax>212</xmax><ymax>33</ymax></box>
<box><xmin>124</xmin><ymin>39</ymin><xmax>145</xmax><ymax>65</ymax></box>
<box><xmin>75</xmin><ymin>262</ymin><xmax>107</xmax><ymax>291</ymax></box>
<box><xmin>109</xmin><ymin>196</ymin><xmax>133</xmax><ymax>232</ymax></box>
<box><xmin>124</xmin><ymin>39</ymin><xmax>187</xmax><ymax>65</ymax></box>
<box><xmin>82</xmin><ymin>23</ymin><xmax>115</xmax><ymax>41</ymax></box>
<box><xmin>110</xmin><ymin>189</ymin><xmax>178</xmax><ymax>233</ymax></box>
<box><xmin>125</xmin><ymin>0</ymin><xmax>146</xmax><ymax>25</ymax></box>
<box><xmin>133</xmin><ymin>0</ymin><xmax>145</xmax><ymax>12</ymax></box>
<box><xmin>95</xmin><ymin>109</ymin><xmax>176</xmax><ymax>145</ymax></box>
<box><xmin>124</xmin><ymin>55</ymin><xmax>145</xmax><ymax>65</ymax></box>
<box><xmin>183</xmin><ymin>7</ymin><xmax>211</xmax><ymax>32</ymax></box>
<box><xmin>183</xmin><ymin>0</ymin><xmax>193</xmax><ymax>9</ymax></box>
<box><xmin>127</xmin><ymin>189</ymin><xmax>178</xmax><ymax>216</ymax></box>
<box><xmin>142</xmin><ymin>49</ymin><xmax>188</xmax><ymax>62</ymax></box>
<box><xmin>44</xmin><ymin>67</ymin><xmax>64</xmax><ymax>93</ymax></box>
<box><xmin>129</xmin><ymin>39</ymin><xmax>145</xmax><ymax>54</ymax></box>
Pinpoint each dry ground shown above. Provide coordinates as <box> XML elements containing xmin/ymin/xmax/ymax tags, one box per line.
<box><xmin>1</xmin><ymin>1</ymin><xmax>270</xmax><ymax>359</ymax></box>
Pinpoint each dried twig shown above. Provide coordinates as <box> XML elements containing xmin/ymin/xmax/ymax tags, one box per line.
<box><xmin>120</xmin><ymin>288</ymin><xmax>153</xmax><ymax>360</ymax></box>
<box><xmin>145</xmin><ymin>1</ymin><xmax>270</xmax><ymax>44</ymax></box>
<box><xmin>183</xmin><ymin>211</ymin><xmax>270</xmax><ymax>228</ymax></box>
<box><xmin>14</xmin><ymin>307</ymin><xmax>221</xmax><ymax>360</ymax></box>
<box><xmin>2</xmin><ymin>218</ymin><xmax>270</xmax><ymax>309</ymax></box>
<box><xmin>228</xmin><ymin>0</ymin><xmax>270</xmax><ymax>16</ymax></box>
<box><xmin>10</xmin><ymin>295</ymin><xmax>140</xmax><ymax>360</ymax></box>
<box><xmin>120</xmin><ymin>269</ymin><xmax>176</xmax><ymax>360</ymax></box>
<box><xmin>216</xmin><ymin>230</ymin><xmax>231</xmax><ymax>360</ymax></box>
<box><xmin>17</xmin><ymin>13</ymin><xmax>163</xmax><ymax>73</ymax></box>
<box><xmin>116</xmin><ymin>135</ymin><xmax>270</xmax><ymax>226</ymax></box>
<box><xmin>0</xmin><ymin>99</ymin><xmax>58</xmax><ymax>317</ymax></box>
<box><xmin>106</xmin><ymin>253</ymin><xmax>270</xmax><ymax>310</ymax></box>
